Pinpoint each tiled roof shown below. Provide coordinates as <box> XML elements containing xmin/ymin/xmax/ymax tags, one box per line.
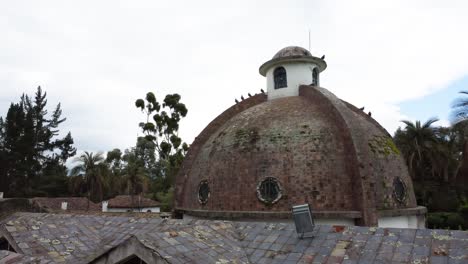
<box><xmin>0</xmin><ymin>250</ymin><xmax>35</xmax><ymax>264</ymax></box>
<box><xmin>107</xmin><ymin>195</ymin><xmax>160</xmax><ymax>208</ymax></box>
<box><xmin>32</xmin><ymin>197</ymin><xmax>101</xmax><ymax>212</ymax></box>
<box><xmin>1</xmin><ymin>212</ymin><xmax>467</xmax><ymax>263</ymax></box>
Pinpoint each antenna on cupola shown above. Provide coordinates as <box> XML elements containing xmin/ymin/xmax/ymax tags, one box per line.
<box><xmin>308</xmin><ymin>29</ymin><xmax>311</xmax><ymax>52</ymax></box>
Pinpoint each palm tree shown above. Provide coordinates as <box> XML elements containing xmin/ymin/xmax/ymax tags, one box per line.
<box><xmin>451</xmin><ymin>91</ymin><xmax>468</xmax><ymax>186</ymax></box>
<box><xmin>394</xmin><ymin>118</ymin><xmax>439</xmax><ymax>180</ymax></box>
<box><xmin>122</xmin><ymin>152</ymin><xmax>148</xmax><ymax>211</ymax></box>
<box><xmin>451</xmin><ymin>91</ymin><xmax>468</xmax><ymax>124</ymax></box>
<box><xmin>71</xmin><ymin>151</ymin><xmax>107</xmax><ymax>208</ymax></box>
<box><xmin>432</xmin><ymin>127</ymin><xmax>463</xmax><ymax>182</ymax></box>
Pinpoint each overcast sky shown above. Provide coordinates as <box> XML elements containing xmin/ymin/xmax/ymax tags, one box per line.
<box><xmin>1</xmin><ymin>0</ymin><xmax>468</xmax><ymax>158</ymax></box>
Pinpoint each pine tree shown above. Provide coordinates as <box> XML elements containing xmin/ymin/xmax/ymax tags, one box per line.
<box><xmin>0</xmin><ymin>86</ymin><xmax>76</xmax><ymax>196</ymax></box>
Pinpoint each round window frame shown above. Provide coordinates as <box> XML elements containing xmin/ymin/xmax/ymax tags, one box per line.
<box><xmin>393</xmin><ymin>177</ymin><xmax>407</xmax><ymax>204</ymax></box>
<box><xmin>198</xmin><ymin>180</ymin><xmax>210</xmax><ymax>205</ymax></box>
<box><xmin>256</xmin><ymin>177</ymin><xmax>283</xmax><ymax>205</ymax></box>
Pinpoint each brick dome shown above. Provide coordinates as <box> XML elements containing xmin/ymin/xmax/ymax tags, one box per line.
<box><xmin>175</xmin><ymin>86</ymin><xmax>424</xmax><ymax>226</ymax></box>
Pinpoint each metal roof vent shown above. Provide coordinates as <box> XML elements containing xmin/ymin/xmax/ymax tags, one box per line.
<box><xmin>292</xmin><ymin>204</ymin><xmax>315</xmax><ymax>238</ymax></box>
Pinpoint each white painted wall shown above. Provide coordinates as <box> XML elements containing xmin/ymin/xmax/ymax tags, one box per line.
<box><xmin>102</xmin><ymin>201</ymin><xmax>108</xmax><ymax>212</ymax></box>
<box><xmin>102</xmin><ymin>200</ymin><xmax>160</xmax><ymax>213</ymax></box>
<box><xmin>378</xmin><ymin>215</ymin><xmax>424</xmax><ymax>229</ymax></box>
<box><xmin>106</xmin><ymin>207</ymin><xmax>160</xmax><ymax>213</ymax></box>
<box><xmin>266</xmin><ymin>62</ymin><xmax>319</xmax><ymax>100</ymax></box>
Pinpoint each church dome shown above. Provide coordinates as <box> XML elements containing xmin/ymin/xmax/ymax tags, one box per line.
<box><xmin>175</xmin><ymin>85</ymin><xmax>425</xmax><ymax>226</ymax></box>
<box><xmin>272</xmin><ymin>46</ymin><xmax>312</xmax><ymax>59</ymax></box>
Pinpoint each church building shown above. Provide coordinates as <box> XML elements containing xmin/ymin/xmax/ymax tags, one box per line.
<box><xmin>174</xmin><ymin>46</ymin><xmax>427</xmax><ymax>228</ymax></box>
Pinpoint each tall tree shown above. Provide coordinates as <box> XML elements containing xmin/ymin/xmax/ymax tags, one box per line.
<box><xmin>394</xmin><ymin>118</ymin><xmax>439</xmax><ymax>180</ymax></box>
<box><xmin>122</xmin><ymin>151</ymin><xmax>148</xmax><ymax>196</ymax></box>
<box><xmin>105</xmin><ymin>148</ymin><xmax>125</xmax><ymax>197</ymax></box>
<box><xmin>71</xmin><ymin>151</ymin><xmax>107</xmax><ymax>204</ymax></box>
<box><xmin>135</xmin><ymin>92</ymin><xmax>189</xmax><ymax>192</ymax></box>
<box><xmin>0</xmin><ymin>87</ymin><xmax>76</xmax><ymax>196</ymax></box>
<box><xmin>451</xmin><ymin>90</ymin><xmax>468</xmax><ymax>187</ymax></box>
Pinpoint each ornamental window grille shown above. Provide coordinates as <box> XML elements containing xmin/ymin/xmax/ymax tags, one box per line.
<box><xmin>198</xmin><ymin>180</ymin><xmax>210</xmax><ymax>204</ymax></box>
<box><xmin>257</xmin><ymin>177</ymin><xmax>282</xmax><ymax>204</ymax></box>
<box><xmin>393</xmin><ymin>178</ymin><xmax>406</xmax><ymax>203</ymax></box>
<box><xmin>274</xmin><ymin>67</ymin><xmax>287</xmax><ymax>89</ymax></box>
<box><xmin>312</xmin><ymin>68</ymin><xmax>319</xmax><ymax>86</ymax></box>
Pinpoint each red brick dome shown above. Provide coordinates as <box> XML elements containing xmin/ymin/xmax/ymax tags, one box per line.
<box><xmin>175</xmin><ymin>86</ymin><xmax>423</xmax><ymax>226</ymax></box>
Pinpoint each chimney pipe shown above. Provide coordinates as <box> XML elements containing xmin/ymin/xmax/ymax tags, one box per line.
<box><xmin>102</xmin><ymin>201</ymin><xmax>108</xmax><ymax>212</ymax></box>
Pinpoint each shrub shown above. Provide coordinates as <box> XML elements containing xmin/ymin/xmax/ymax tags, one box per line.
<box><xmin>459</xmin><ymin>204</ymin><xmax>468</xmax><ymax>218</ymax></box>
<box><xmin>155</xmin><ymin>188</ymin><xmax>174</xmax><ymax>212</ymax></box>
<box><xmin>427</xmin><ymin>213</ymin><xmax>446</xmax><ymax>229</ymax></box>
<box><xmin>427</xmin><ymin>212</ymin><xmax>466</xmax><ymax>230</ymax></box>
<box><xmin>427</xmin><ymin>190</ymin><xmax>460</xmax><ymax>212</ymax></box>
<box><xmin>446</xmin><ymin>213</ymin><xmax>465</xmax><ymax>230</ymax></box>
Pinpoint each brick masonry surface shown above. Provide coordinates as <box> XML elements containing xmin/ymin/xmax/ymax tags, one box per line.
<box><xmin>0</xmin><ymin>213</ymin><xmax>467</xmax><ymax>263</ymax></box>
<box><xmin>175</xmin><ymin>86</ymin><xmax>417</xmax><ymax>226</ymax></box>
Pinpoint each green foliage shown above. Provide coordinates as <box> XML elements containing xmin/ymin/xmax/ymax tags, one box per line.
<box><xmin>458</xmin><ymin>204</ymin><xmax>468</xmax><ymax>220</ymax></box>
<box><xmin>427</xmin><ymin>212</ymin><xmax>466</xmax><ymax>230</ymax></box>
<box><xmin>413</xmin><ymin>182</ymin><xmax>461</xmax><ymax>212</ymax></box>
<box><xmin>135</xmin><ymin>92</ymin><xmax>188</xmax><ymax>193</ymax></box>
<box><xmin>451</xmin><ymin>90</ymin><xmax>468</xmax><ymax>124</ymax></box>
<box><xmin>368</xmin><ymin>135</ymin><xmax>400</xmax><ymax>156</ymax></box>
<box><xmin>121</xmin><ymin>149</ymin><xmax>148</xmax><ymax>196</ymax></box>
<box><xmin>394</xmin><ymin>118</ymin><xmax>462</xmax><ymax>182</ymax></box>
<box><xmin>155</xmin><ymin>188</ymin><xmax>174</xmax><ymax>212</ymax></box>
<box><xmin>394</xmin><ymin>115</ymin><xmax>468</xmax><ymax>229</ymax></box>
<box><xmin>70</xmin><ymin>151</ymin><xmax>108</xmax><ymax>203</ymax></box>
<box><xmin>0</xmin><ymin>87</ymin><xmax>76</xmax><ymax>197</ymax></box>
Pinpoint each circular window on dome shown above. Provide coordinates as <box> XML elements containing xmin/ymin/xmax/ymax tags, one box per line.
<box><xmin>198</xmin><ymin>180</ymin><xmax>210</xmax><ymax>205</ymax></box>
<box><xmin>393</xmin><ymin>177</ymin><xmax>407</xmax><ymax>203</ymax></box>
<box><xmin>256</xmin><ymin>177</ymin><xmax>282</xmax><ymax>204</ymax></box>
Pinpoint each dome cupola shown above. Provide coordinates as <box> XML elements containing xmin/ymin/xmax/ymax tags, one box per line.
<box><xmin>259</xmin><ymin>46</ymin><xmax>327</xmax><ymax>100</ymax></box>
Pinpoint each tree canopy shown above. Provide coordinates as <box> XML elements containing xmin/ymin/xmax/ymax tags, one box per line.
<box><xmin>0</xmin><ymin>87</ymin><xmax>76</xmax><ymax>196</ymax></box>
<box><xmin>135</xmin><ymin>92</ymin><xmax>189</xmax><ymax>193</ymax></box>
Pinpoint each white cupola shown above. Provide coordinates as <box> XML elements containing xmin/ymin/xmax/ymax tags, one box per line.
<box><xmin>259</xmin><ymin>46</ymin><xmax>327</xmax><ymax>100</ymax></box>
